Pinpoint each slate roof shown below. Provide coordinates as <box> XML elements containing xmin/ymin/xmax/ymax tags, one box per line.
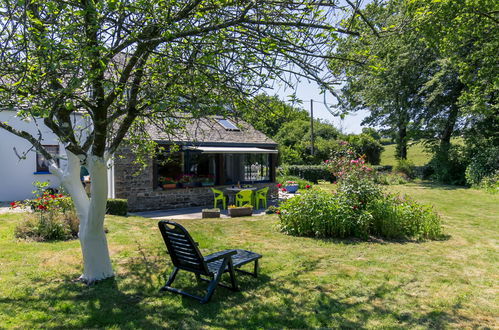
<box><xmin>146</xmin><ymin>116</ymin><xmax>277</xmax><ymax>147</ymax></box>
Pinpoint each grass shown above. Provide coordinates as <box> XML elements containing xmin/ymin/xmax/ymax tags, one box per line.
<box><xmin>380</xmin><ymin>142</ymin><xmax>431</xmax><ymax>166</ymax></box>
<box><xmin>1</xmin><ymin>183</ymin><xmax>498</xmax><ymax>328</ymax></box>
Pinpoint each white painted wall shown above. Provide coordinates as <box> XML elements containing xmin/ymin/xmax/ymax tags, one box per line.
<box><xmin>0</xmin><ymin>111</ymin><xmax>68</xmax><ymax>201</ymax></box>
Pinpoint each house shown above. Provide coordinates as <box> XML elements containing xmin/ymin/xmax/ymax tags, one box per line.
<box><xmin>1</xmin><ymin>111</ymin><xmax>278</xmax><ymax>210</ymax></box>
<box><xmin>110</xmin><ymin>116</ymin><xmax>278</xmax><ymax>211</ymax></box>
<box><xmin>0</xmin><ymin>111</ymin><xmax>69</xmax><ymax>201</ymax></box>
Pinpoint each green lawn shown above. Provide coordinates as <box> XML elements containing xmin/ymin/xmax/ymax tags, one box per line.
<box><xmin>380</xmin><ymin>142</ymin><xmax>431</xmax><ymax>166</ymax></box>
<box><xmin>1</xmin><ymin>184</ymin><xmax>498</xmax><ymax>328</ymax></box>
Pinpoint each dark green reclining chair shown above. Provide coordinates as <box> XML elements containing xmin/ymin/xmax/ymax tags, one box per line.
<box><xmin>158</xmin><ymin>220</ymin><xmax>262</xmax><ymax>304</ymax></box>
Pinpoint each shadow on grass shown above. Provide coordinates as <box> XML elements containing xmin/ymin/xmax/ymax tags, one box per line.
<box><xmin>0</xmin><ymin>241</ymin><xmax>467</xmax><ymax>329</ymax></box>
<box><xmin>417</xmin><ymin>182</ymin><xmax>468</xmax><ymax>190</ymax></box>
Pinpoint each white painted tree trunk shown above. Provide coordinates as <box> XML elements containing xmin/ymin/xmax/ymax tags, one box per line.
<box><xmin>51</xmin><ymin>151</ymin><xmax>114</xmax><ymax>283</ymax></box>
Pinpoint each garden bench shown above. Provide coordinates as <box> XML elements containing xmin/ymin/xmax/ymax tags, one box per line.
<box><xmin>158</xmin><ymin>220</ymin><xmax>262</xmax><ymax>304</ymax></box>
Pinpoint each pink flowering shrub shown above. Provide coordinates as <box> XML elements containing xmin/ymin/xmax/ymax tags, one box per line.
<box><xmin>277</xmin><ymin>148</ymin><xmax>443</xmax><ymax>240</ymax></box>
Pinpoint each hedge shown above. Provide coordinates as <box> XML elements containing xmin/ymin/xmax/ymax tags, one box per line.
<box><xmin>106</xmin><ymin>199</ymin><xmax>128</xmax><ymax>216</ymax></box>
<box><xmin>286</xmin><ymin>165</ymin><xmax>334</xmax><ymax>183</ymax></box>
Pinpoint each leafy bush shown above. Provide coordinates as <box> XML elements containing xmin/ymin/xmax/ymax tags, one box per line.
<box><xmin>278</xmin><ymin>188</ymin><xmax>442</xmax><ymax>240</ymax></box>
<box><xmin>12</xmin><ymin>182</ymin><xmax>79</xmax><ymax>241</ymax></box>
<box><xmin>428</xmin><ymin>145</ymin><xmax>468</xmax><ymax>185</ymax></box>
<box><xmin>106</xmin><ymin>199</ymin><xmax>128</xmax><ymax>216</ymax></box>
<box><xmin>278</xmin><ymin>189</ymin><xmax>360</xmax><ymax>238</ymax></box>
<box><xmin>285</xmin><ymin>165</ymin><xmax>333</xmax><ymax>183</ymax></box>
<box><xmin>465</xmin><ymin>146</ymin><xmax>499</xmax><ymax>187</ymax></box>
<box><xmin>372</xmin><ymin>165</ymin><xmax>393</xmax><ymax>172</ymax></box>
<box><xmin>393</xmin><ymin>159</ymin><xmax>415</xmax><ymax>179</ymax></box>
<box><xmin>368</xmin><ymin>195</ymin><xmax>442</xmax><ymax>240</ymax></box>
<box><xmin>345</xmin><ymin>133</ymin><xmax>384</xmax><ymax>165</ymax></box>
<box><xmin>14</xmin><ymin>212</ymin><xmax>79</xmax><ymax>241</ymax></box>
<box><xmin>478</xmin><ymin>170</ymin><xmax>499</xmax><ymax>193</ymax></box>
<box><xmin>279</xmin><ymin>152</ymin><xmax>443</xmax><ymax>240</ymax></box>
<box><xmin>374</xmin><ymin>173</ymin><xmax>409</xmax><ymax>185</ymax></box>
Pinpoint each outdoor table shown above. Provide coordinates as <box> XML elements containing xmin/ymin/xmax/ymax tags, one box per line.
<box><xmin>224</xmin><ymin>186</ymin><xmax>257</xmax><ymax>205</ymax></box>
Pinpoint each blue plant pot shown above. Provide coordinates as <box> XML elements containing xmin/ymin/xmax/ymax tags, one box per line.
<box><xmin>285</xmin><ymin>185</ymin><xmax>299</xmax><ymax>193</ymax></box>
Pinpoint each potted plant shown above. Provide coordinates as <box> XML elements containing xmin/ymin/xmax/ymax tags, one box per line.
<box><xmin>177</xmin><ymin>174</ymin><xmax>195</xmax><ymax>188</ymax></box>
<box><xmin>284</xmin><ymin>180</ymin><xmax>299</xmax><ymax>193</ymax></box>
<box><xmin>159</xmin><ymin>177</ymin><xmax>176</xmax><ymax>189</ymax></box>
<box><xmin>228</xmin><ymin>204</ymin><xmax>253</xmax><ymax>217</ymax></box>
<box><xmin>199</xmin><ymin>174</ymin><xmax>215</xmax><ymax>187</ymax></box>
<box><xmin>202</xmin><ymin>208</ymin><xmax>220</xmax><ymax>218</ymax></box>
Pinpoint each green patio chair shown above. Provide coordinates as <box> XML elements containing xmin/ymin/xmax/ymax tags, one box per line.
<box><xmin>235</xmin><ymin>189</ymin><xmax>253</xmax><ymax>207</ymax></box>
<box><xmin>211</xmin><ymin>188</ymin><xmax>226</xmax><ymax>209</ymax></box>
<box><xmin>254</xmin><ymin>187</ymin><xmax>269</xmax><ymax>209</ymax></box>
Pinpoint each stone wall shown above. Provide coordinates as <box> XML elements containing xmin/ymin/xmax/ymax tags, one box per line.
<box><xmin>113</xmin><ymin>147</ymin><xmax>276</xmax><ymax>211</ymax></box>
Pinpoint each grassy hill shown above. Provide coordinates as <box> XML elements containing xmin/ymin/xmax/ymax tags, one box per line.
<box><xmin>380</xmin><ymin>142</ymin><xmax>431</xmax><ymax>166</ymax></box>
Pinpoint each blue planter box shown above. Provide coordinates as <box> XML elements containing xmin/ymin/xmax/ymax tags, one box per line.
<box><xmin>285</xmin><ymin>185</ymin><xmax>299</xmax><ymax>193</ymax></box>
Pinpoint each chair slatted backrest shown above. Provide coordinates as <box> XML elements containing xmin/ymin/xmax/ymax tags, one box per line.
<box><xmin>158</xmin><ymin>221</ymin><xmax>210</xmax><ymax>275</ymax></box>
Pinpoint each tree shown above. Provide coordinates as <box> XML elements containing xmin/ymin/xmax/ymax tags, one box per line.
<box><xmin>274</xmin><ymin>119</ymin><xmax>340</xmax><ymax>164</ymax></box>
<box><xmin>329</xmin><ymin>1</ymin><xmax>433</xmax><ymax>159</ymax></box>
<box><xmin>0</xmin><ymin>0</ymin><xmax>360</xmax><ymax>283</ymax></box>
<box><xmin>241</xmin><ymin>94</ymin><xmax>309</xmax><ymax>137</ymax></box>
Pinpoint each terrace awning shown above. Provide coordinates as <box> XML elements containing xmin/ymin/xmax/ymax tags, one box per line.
<box><xmin>184</xmin><ymin>146</ymin><xmax>278</xmax><ymax>154</ymax></box>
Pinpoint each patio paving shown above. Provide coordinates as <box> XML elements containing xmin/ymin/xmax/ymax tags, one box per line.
<box><xmin>130</xmin><ymin>206</ymin><xmax>269</xmax><ymax>220</ymax></box>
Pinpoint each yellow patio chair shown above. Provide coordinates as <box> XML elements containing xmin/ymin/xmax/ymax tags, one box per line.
<box><xmin>211</xmin><ymin>188</ymin><xmax>226</xmax><ymax>209</ymax></box>
<box><xmin>254</xmin><ymin>187</ymin><xmax>269</xmax><ymax>209</ymax></box>
<box><xmin>235</xmin><ymin>190</ymin><xmax>253</xmax><ymax>207</ymax></box>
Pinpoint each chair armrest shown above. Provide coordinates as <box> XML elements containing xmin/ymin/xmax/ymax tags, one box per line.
<box><xmin>204</xmin><ymin>249</ymin><xmax>237</xmax><ymax>263</ymax></box>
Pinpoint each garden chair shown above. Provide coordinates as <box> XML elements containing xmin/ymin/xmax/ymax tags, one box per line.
<box><xmin>235</xmin><ymin>189</ymin><xmax>253</xmax><ymax>207</ymax></box>
<box><xmin>211</xmin><ymin>188</ymin><xmax>226</xmax><ymax>209</ymax></box>
<box><xmin>158</xmin><ymin>220</ymin><xmax>262</xmax><ymax>304</ymax></box>
<box><xmin>254</xmin><ymin>187</ymin><xmax>269</xmax><ymax>209</ymax></box>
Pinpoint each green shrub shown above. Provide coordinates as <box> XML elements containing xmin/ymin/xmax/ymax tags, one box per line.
<box><xmin>478</xmin><ymin>170</ymin><xmax>499</xmax><ymax>193</ymax></box>
<box><xmin>346</xmin><ymin>133</ymin><xmax>384</xmax><ymax>165</ymax></box>
<box><xmin>393</xmin><ymin>159</ymin><xmax>415</xmax><ymax>179</ymax></box>
<box><xmin>374</xmin><ymin>172</ymin><xmax>409</xmax><ymax>185</ymax></box>
<box><xmin>278</xmin><ymin>189</ymin><xmax>362</xmax><ymax>238</ymax></box>
<box><xmin>428</xmin><ymin>145</ymin><xmax>468</xmax><ymax>185</ymax></box>
<box><xmin>106</xmin><ymin>199</ymin><xmax>128</xmax><ymax>216</ymax></box>
<box><xmin>368</xmin><ymin>195</ymin><xmax>442</xmax><ymax>240</ymax></box>
<box><xmin>278</xmin><ymin>189</ymin><xmax>443</xmax><ymax>241</ymax></box>
<box><xmin>285</xmin><ymin>165</ymin><xmax>334</xmax><ymax>183</ymax></box>
<box><xmin>465</xmin><ymin>146</ymin><xmax>499</xmax><ymax>187</ymax></box>
<box><xmin>14</xmin><ymin>212</ymin><xmax>79</xmax><ymax>241</ymax></box>
<box><xmin>373</xmin><ymin>165</ymin><xmax>393</xmax><ymax>172</ymax></box>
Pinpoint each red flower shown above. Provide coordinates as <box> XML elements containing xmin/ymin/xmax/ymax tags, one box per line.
<box><xmin>276</xmin><ymin>210</ymin><xmax>281</xmax><ymax>215</ymax></box>
<box><xmin>277</xmin><ymin>183</ymin><xmax>282</xmax><ymax>188</ymax></box>
<box><xmin>58</xmin><ymin>194</ymin><xmax>63</xmax><ymax>198</ymax></box>
<box><xmin>37</xmin><ymin>205</ymin><xmax>46</xmax><ymax>210</ymax></box>
<box><xmin>49</xmin><ymin>194</ymin><xmax>55</xmax><ymax>199</ymax></box>
<box><xmin>281</xmin><ymin>188</ymin><xmax>286</xmax><ymax>192</ymax></box>
<box><xmin>305</xmin><ymin>185</ymin><xmax>311</xmax><ymax>189</ymax></box>
<box><xmin>9</xmin><ymin>202</ymin><xmax>17</xmax><ymax>209</ymax></box>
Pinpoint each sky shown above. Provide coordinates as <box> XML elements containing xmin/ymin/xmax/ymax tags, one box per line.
<box><xmin>266</xmin><ymin>80</ymin><xmax>368</xmax><ymax>134</ymax></box>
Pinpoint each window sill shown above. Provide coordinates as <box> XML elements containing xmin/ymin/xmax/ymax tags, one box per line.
<box><xmin>33</xmin><ymin>171</ymin><xmax>51</xmax><ymax>175</ymax></box>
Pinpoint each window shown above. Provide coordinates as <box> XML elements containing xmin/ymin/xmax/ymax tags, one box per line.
<box><xmin>36</xmin><ymin>145</ymin><xmax>59</xmax><ymax>173</ymax></box>
<box><xmin>156</xmin><ymin>150</ymin><xmax>183</xmax><ymax>186</ymax></box>
<box><xmin>217</xmin><ymin>118</ymin><xmax>240</xmax><ymax>131</ymax></box>
<box><xmin>224</xmin><ymin>153</ymin><xmax>270</xmax><ymax>184</ymax></box>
